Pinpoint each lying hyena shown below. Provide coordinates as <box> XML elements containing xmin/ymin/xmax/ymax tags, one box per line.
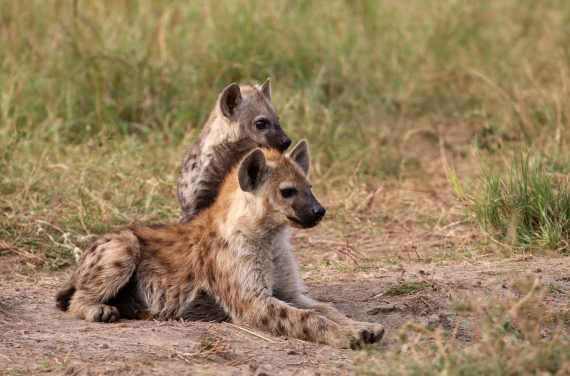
<box><xmin>55</xmin><ymin>141</ymin><xmax>384</xmax><ymax>348</ymax></box>
<box><xmin>177</xmin><ymin>78</ymin><xmax>291</xmax><ymax>223</ymax></box>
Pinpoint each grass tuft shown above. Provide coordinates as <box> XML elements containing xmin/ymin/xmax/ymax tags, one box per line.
<box><xmin>383</xmin><ymin>282</ymin><xmax>431</xmax><ymax>296</ymax></box>
<box><xmin>451</xmin><ymin>149</ymin><xmax>570</xmax><ymax>254</ymax></box>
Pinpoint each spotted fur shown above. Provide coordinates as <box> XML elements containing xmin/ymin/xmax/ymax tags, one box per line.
<box><xmin>56</xmin><ymin>141</ymin><xmax>384</xmax><ymax>349</ymax></box>
<box><xmin>177</xmin><ymin>79</ymin><xmax>291</xmax><ymax>223</ymax></box>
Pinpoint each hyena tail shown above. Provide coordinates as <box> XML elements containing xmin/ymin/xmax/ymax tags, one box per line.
<box><xmin>55</xmin><ymin>284</ymin><xmax>76</xmax><ymax>311</ymax></box>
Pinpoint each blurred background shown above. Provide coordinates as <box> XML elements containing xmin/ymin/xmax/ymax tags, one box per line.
<box><xmin>1</xmin><ymin>0</ymin><xmax>569</xmax><ymax>268</ymax></box>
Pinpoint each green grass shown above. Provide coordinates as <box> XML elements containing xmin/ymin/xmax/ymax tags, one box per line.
<box><xmin>383</xmin><ymin>282</ymin><xmax>431</xmax><ymax>296</ymax></box>
<box><xmin>547</xmin><ymin>283</ymin><xmax>567</xmax><ymax>295</ymax></box>
<box><xmin>450</xmin><ymin>150</ymin><xmax>570</xmax><ymax>254</ymax></box>
<box><xmin>359</xmin><ymin>276</ymin><xmax>570</xmax><ymax>376</ymax></box>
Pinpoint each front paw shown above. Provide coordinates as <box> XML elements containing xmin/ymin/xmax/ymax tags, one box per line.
<box><xmin>347</xmin><ymin>323</ymin><xmax>385</xmax><ymax>349</ymax></box>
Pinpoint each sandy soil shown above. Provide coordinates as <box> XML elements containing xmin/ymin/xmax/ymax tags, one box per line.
<box><xmin>2</xmin><ymin>243</ymin><xmax>569</xmax><ymax>376</ymax></box>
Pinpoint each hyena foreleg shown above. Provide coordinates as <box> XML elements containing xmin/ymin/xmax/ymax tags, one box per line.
<box><xmin>291</xmin><ymin>294</ymin><xmax>384</xmax><ymax>344</ymax></box>
<box><xmin>271</xmin><ymin>249</ymin><xmax>384</xmax><ymax>343</ymax></box>
<box><xmin>229</xmin><ymin>293</ymin><xmax>380</xmax><ymax>349</ymax></box>
<box><xmin>63</xmin><ymin>230</ymin><xmax>141</xmax><ymax>322</ymax></box>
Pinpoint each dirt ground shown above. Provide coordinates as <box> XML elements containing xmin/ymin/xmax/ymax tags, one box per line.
<box><xmin>2</xmin><ymin>236</ymin><xmax>569</xmax><ymax>376</ymax></box>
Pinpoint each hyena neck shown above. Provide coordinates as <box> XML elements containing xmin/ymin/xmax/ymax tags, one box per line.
<box><xmin>213</xmin><ymin>188</ymin><xmax>288</xmax><ymax>252</ymax></box>
<box><xmin>201</xmin><ymin>110</ymin><xmax>243</xmax><ymax>152</ymax></box>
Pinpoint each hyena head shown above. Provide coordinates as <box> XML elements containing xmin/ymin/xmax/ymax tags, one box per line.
<box><xmin>218</xmin><ymin>78</ymin><xmax>291</xmax><ymax>152</ymax></box>
<box><xmin>237</xmin><ymin>140</ymin><xmax>326</xmax><ymax>229</ymax></box>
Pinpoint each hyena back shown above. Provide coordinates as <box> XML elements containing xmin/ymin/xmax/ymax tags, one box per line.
<box><xmin>177</xmin><ymin>78</ymin><xmax>291</xmax><ymax>223</ymax></box>
<box><xmin>56</xmin><ymin>141</ymin><xmax>384</xmax><ymax>349</ymax></box>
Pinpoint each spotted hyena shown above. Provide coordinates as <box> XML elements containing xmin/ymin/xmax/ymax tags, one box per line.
<box><xmin>56</xmin><ymin>141</ymin><xmax>384</xmax><ymax>348</ymax></box>
<box><xmin>177</xmin><ymin>78</ymin><xmax>291</xmax><ymax>223</ymax></box>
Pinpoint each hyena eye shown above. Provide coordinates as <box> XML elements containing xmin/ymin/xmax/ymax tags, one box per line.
<box><xmin>255</xmin><ymin>120</ymin><xmax>267</xmax><ymax>130</ymax></box>
<box><xmin>280</xmin><ymin>188</ymin><xmax>295</xmax><ymax>198</ymax></box>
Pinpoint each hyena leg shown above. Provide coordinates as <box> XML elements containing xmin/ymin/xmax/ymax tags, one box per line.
<box><xmin>271</xmin><ymin>248</ymin><xmax>384</xmax><ymax>342</ymax></box>
<box><xmin>227</xmin><ymin>293</ymin><xmax>381</xmax><ymax>349</ymax></box>
<box><xmin>291</xmin><ymin>294</ymin><xmax>384</xmax><ymax>344</ymax></box>
<box><xmin>67</xmin><ymin>230</ymin><xmax>140</xmax><ymax>323</ymax></box>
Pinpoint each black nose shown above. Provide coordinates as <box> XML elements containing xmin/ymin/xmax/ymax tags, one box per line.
<box><xmin>311</xmin><ymin>205</ymin><xmax>326</xmax><ymax>217</ymax></box>
<box><xmin>281</xmin><ymin>138</ymin><xmax>292</xmax><ymax>147</ymax></box>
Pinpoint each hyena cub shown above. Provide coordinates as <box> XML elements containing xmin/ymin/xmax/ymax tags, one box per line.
<box><xmin>56</xmin><ymin>141</ymin><xmax>384</xmax><ymax>349</ymax></box>
<box><xmin>177</xmin><ymin>78</ymin><xmax>291</xmax><ymax>223</ymax></box>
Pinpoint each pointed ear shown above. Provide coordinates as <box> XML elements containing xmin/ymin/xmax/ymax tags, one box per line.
<box><xmin>238</xmin><ymin>149</ymin><xmax>267</xmax><ymax>192</ymax></box>
<box><xmin>260</xmin><ymin>78</ymin><xmax>271</xmax><ymax>101</ymax></box>
<box><xmin>219</xmin><ymin>83</ymin><xmax>242</xmax><ymax>118</ymax></box>
<box><xmin>288</xmin><ymin>140</ymin><xmax>310</xmax><ymax>176</ymax></box>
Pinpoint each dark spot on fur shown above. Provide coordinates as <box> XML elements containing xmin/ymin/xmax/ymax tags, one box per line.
<box><xmin>89</xmin><ymin>244</ymin><xmax>97</xmax><ymax>253</ymax></box>
<box><xmin>113</xmin><ymin>261</ymin><xmax>124</xmax><ymax>269</ymax></box>
<box><xmin>276</xmin><ymin>322</ymin><xmax>286</xmax><ymax>336</ymax></box>
<box><xmin>317</xmin><ymin>321</ymin><xmax>328</xmax><ymax>334</ymax></box>
<box><xmin>138</xmin><ymin>237</ymin><xmax>148</xmax><ymax>247</ymax></box>
<box><xmin>124</xmin><ymin>244</ymin><xmax>134</xmax><ymax>257</ymax></box>
<box><xmin>191</xmin><ymin>162</ymin><xmax>197</xmax><ymax>169</ymax></box>
<box><xmin>302</xmin><ymin>325</ymin><xmax>311</xmax><ymax>339</ymax></box>
<box><xmin>279</xmin><ymin>307</ymin><xmax>288</xmax><ymax>319</ymax></box>
<box><xmin>155</xmin><ymin>238</ymin><xmax>175</xmax><ymax>247</ymax></box>
<box><xmin>261</xmin><ymin>316</ymin><xmax>270</xmax><ymax>327</ymax></box>
<box><xmin>186</xmin><ymin>270</ymin><xmax>195</xmax><ymax>283</ymax></box>
<box><xmin>95</xmin><ymin>265</ymin><xmax>104</xmax><ymax>273</ymax></box>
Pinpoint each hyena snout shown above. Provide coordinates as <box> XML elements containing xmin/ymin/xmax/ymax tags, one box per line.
<box><xmin>269</xmin><ymin>126</ymin><xmax>291</xmax><ymax>152</ymax></box>
<box><xmin>281</xmin><ymin>135</ymin><xmax>293</xmax><ymax>151</ymax></box>
<box><xmin>295</xmin><ymin>195</ymin><xmax>326</xmax><ymax>228</ymax></box>
<box><xmin>310</xmin><ymin>203</ymin><xmax>326</xmax><ymax>218</ymax></box>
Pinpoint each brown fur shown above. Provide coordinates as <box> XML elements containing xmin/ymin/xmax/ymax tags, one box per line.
<box><xmin>56</xmin><ymin>142</ymin><xmax>384</xmax><ymax>349</ymax></box>
<box><xmin>177</xmin><ymin>79</ymin><xmax>291</xmax><ymax>223</ymax></box>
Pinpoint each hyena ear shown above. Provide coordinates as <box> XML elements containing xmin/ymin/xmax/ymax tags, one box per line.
<box><xmin>288</xmin><ymin>140</ymin><xmax>310</xmax><ymax>176</ymax></box>
<box><xmin>238</xmin><ymin>149</ymin><xmax>267</xmax><ymax>192</ymax></box>
<box><xmin>260</xmin><ymin>78</ymin><xmax>271</xmax><ymax>101</ymax></box>
<box><xmin>219</xmin><ymin>83</ymin><xmax>242</xmax><ymax>118</ymax></box>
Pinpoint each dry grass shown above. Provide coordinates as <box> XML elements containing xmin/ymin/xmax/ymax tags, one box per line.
<box><xmin>358</xmin><ymin>276</ymin><xmax>570</xmax><ymax>375</ymax></box>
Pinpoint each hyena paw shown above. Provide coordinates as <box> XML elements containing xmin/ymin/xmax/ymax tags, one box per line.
<box><xmin>86</xmin><ymin>304</ymin><xmax>120</xmax><ymax>323</ymax></box>
<box><xmin>347</xmin><ymin>323</ymin><xmax>385</xmax><ymax>349</ymax></box>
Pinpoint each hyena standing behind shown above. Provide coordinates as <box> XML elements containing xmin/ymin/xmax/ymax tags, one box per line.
<box><xmin>56</xmin><ymin>141</ymin><xmax>384</xmax><ymax>349</ymax></box>
<box><xmin>177</xmin><ymin>78</ymin><xmax>291</xmax><ymax>223</ymax></box>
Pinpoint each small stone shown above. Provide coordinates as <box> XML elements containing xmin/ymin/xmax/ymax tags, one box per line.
<box><xmin>286</xmin><ymin>350</ymin><xmax>297</xmax><ymax>355</ymax></box>
<box><xmin>101</xmin><ymin>343</ymin><xmax>108</xmax><ymax>349</ymax></box>
<box><xmin>428</xmin><ymin>314</ymin><xmax>440</xmax><ymax>324</ymax></box>
<box><xmin>367</xmin><ymin>304</ymin><xmax>397</xmax><ymax>315</ymax></box>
